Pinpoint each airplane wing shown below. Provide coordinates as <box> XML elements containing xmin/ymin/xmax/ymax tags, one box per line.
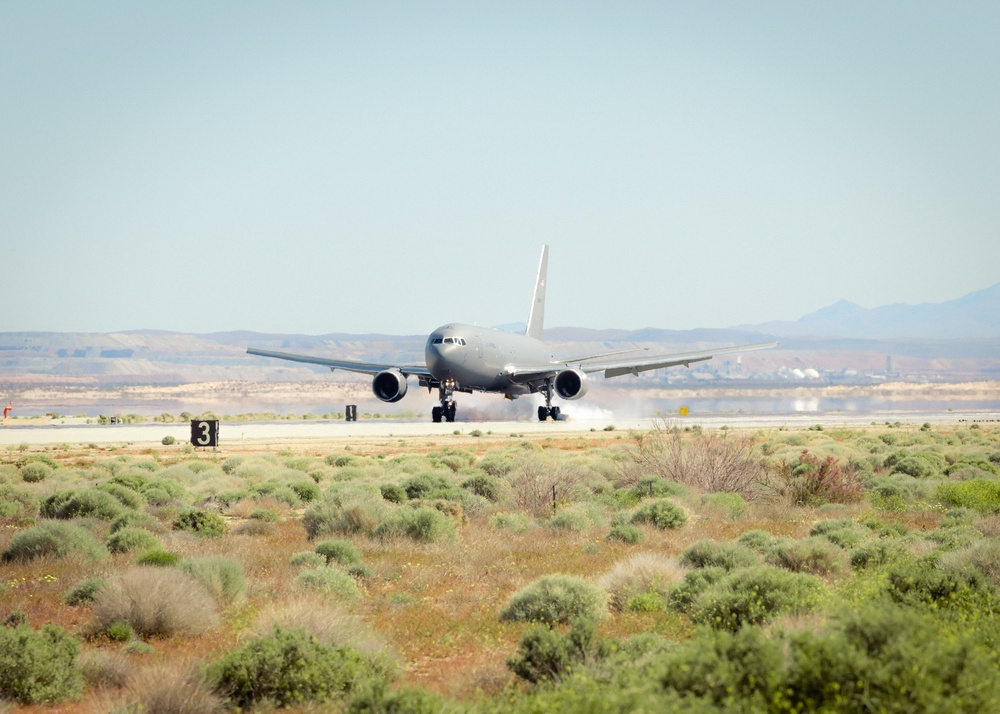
<box><xmin>506</xmin><ymin>341</ymin><xmax>778</xmax><ymax>384</ymax></box>
<box><xmin>246</xmin><ymin>348</ymin><xmax>432</xmax><ymax>378</ymax></box>
<box><xmin>579</xmin><ymin>341</ymin><xmax>779</xmax><ymax>378</ymax></box>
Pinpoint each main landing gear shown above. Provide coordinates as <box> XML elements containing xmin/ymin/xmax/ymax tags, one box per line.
<box><xmin>432</xmin><ymin>379</ymin><xmax>458</xmax><ymax>423</ymax></box>
<box><xmin>537</xmin><ymin>377</ymin><xmax>562</xmax><ymax>421</ymax></box>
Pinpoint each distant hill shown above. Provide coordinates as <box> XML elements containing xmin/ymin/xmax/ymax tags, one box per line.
<box><xmin>739</xmin><ymin>282</ymin><xmax>1000</xmax><ymax>339</ymax></box>
<box><xmin>2</xmin><ymin>282</ymin><xmax>998</xmax><ymax>386</ymax></box>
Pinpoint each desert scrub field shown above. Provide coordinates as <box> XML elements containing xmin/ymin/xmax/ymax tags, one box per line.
<box><xmin>1</xmin><ymin>420</ymin><xmax>999</xmax><ymax>712</ymax></box>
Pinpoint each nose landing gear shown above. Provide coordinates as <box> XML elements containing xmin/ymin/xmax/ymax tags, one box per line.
<box><xmin>432</xmin><ymin>379</ymin><xmax>458</xmax><ymax>422</ymax></box>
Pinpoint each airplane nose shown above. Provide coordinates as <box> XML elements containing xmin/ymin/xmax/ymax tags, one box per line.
<box><xmin>425</xmin><ymin>340</ymin><xmax>447</xmax><ymax>378</ymax></box>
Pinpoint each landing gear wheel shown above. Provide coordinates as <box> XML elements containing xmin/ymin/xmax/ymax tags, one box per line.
<box><xmin>538</xmin><ymin>406</ymin><xmax>550</xmax><ymax>421</ymax></box>
<box><xmin>432</xmin><ymin>406</ymin><xmax>443</xmax><ymax>423</ymax></box>
<box><xmin>550</xmin><ymin>406</ymin><xmax>561</xmax><ymax>421</ymax></box>
<box><xmin>444</xmin><ymin>402</ymin><xmax>457</xmax><ymax>422</ymax></box>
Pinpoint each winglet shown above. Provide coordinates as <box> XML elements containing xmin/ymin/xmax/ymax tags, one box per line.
<box><xmin>525</xmin><ymin>245</ymin><xmax>549</xmax><ymax>340</ymax></box>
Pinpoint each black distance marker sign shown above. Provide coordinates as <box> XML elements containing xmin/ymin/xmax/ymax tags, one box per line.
<box><xmin>190</xmin><ymin>420</ymin><xmax>219</xmax><ymax>448</ymax></box>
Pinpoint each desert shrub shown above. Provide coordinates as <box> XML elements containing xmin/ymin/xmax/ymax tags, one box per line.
<box><xmin>109</xmin><ymin>510</ymin><xmax>162</xmax><ymax>534</ymax></box>
<box><xmin>883</xmin><ymin>558</ymin><xmax>995</xmax><ymax>611</ymax></box>
<box><xmin>251</xmin><ymin>597</ymin><xmax>396</xmax><ymax>674</ymax></box>
<box><xmin>107</xmin><ymin>526</ymin><xmax>161</xmax><ymax>554</ymax></box>
<box><xmin>302</xmin><ymin>490</ymin><xmax>389</xmax><ymax>540</ymax></box>
<box><xmin>653</xmin><ymin>605</ymin><xmax>1000</xmax><ymax>712</ymax></box>
<box><xmin>939</xmin><ymin>539</ymin><xmax>1000</xmax><ymax>593</ymax></box>
<box><xmin>606</xmin><ymin>522</ymin><xmax>643</xmax><ymax>544</ymax></box>
<box><xmin>0</xmin><ymin>623</ymin><xmax>83</xmax><ymax>704</ymax></box>
<box><xmin>679</xmin><ymin>539</ymin><xmax>760</xmax><ymax>571</ymax></box>
<box><xmin>295</xmin><ymin>566</ymin><xmax>362</xmax><ymax>602</ymax></box>
<box><xmin>766</xmin><ymin>537</ymin><xmax>846</xmax><ymax>575</ymax></box>
<box><xmin>668</xmin><ymin>567</ymin><xmax>728</xmax><ymax>611</ymax></box>
<box><xmin>207</xmin><ymin>625</ymin><xmax>381</xmax><ymax>709</ymax></box>
<box><xmin>16</xmin><ymin>453</ymin><xmax>60</xmax><ymax>469</ymax></box>
<box><xmin>402</xmin><ymin>472</ymin><xmax>457</xmax><ymax>500</ymax></box>
<box><xmin>946</xmin><ymin>457</ymin><xmax>1000</xmax><ymax>478</ymax></box>
<box><xmin>3</xmin><ymin>520</ymin><xmax>107</xmax><ymax>562</ymax></box>
<box><xmin>548</xmin><ymin>506</ymin><xmax>594</xmax><ymax>532</ymax></box>
<box><xmin>289</xmin><ymin>480</ymin><xmax>322</xmax><ymax>502</ymax></box>
<box><xmin>598</xmin><ymin>553</ymin><xmax>685</xmax><ymax>612</ymax></box>
<box><xmin>927</xmin><ymin>524</ymin><xmax>980</xmax><ymax>551</ymax></box>
<box><xmin>491</xmin><ymin>511</ymin><xmax>531</xmax><ymax>533</ymax></box>
<box><xmin>809</xmin><ymin>519</ymin><xmax>870</xmax><ymax>549</ymax></box>
<box><xmin>20</xmin><ymin>461</ymin><xmax>52</xmax><ymax>483</ymax></box>
<box><xmin>106</xmin><ymin>620</ymin><xmax>134</xmax><ymax>642</ymax></box>
<box><xmin>379</xmin><ymin>484</ymin><xmax>407</xmax><ymax>503</ymax></box>
<box><xmin>173</xmin><ymin>508</ymin><xmax>227</xmax><ymax>537</ymax></box>
<box><xmin>941</xmin><ymin>507</ymin><xmax>977</xmax><ymax>527</ymax></box>
<box><xmin>140</xmin><ymin>477</ymin><xmax>188</xmax><ymax>504</ymax></box>
<box><xmin>499</xmin><ymin>574</ymin><xmax>607</xmax><ymax>625</ymax></box>
<box><xmin>41</xmin><ymin>487</ymin><xmax>127</xmax><ymax>521</ymax></box>
<box><xmin>179</xmin><ymin>556</ymin><xmax>247</xmax><ymax>606</ymax></box>
<box><xmin>619</xmin><ymin>423</ymin><xmax>765</xmax><ymax>498</ymax></box>
<box><xmin>290</xmin><ymin>551</ymin><xmax>327</xmax><ymax>568</ymax></box>
<box><xmin>97</xmin><ymin>481</ymin><xmax>147</xmax><ymax>509</ymax></box>
<box><xmin>850</xmin><ymin>540</ymin><xmax>909</xmax><ymax>570</ymax></box>
<box><xmin>345</xmin><ymin>683</ymin><xmax>450</xmax><ymax>714</ymax></box>
<box><xmin>775</xmin><ymin>450</ymin><xmax>864</xmax><ymax>506</ymax></box>
<box><xmin>508</xmin><ymin>457</ymin><xmax>591</xmax><ymax>517</ymax></box>
<box><xmin>63</xmin><ymin>576</ymin><xmax>108</xmax><ymax>606</ymax></box>
<box><xmin>315</xmin><ymin>539</ymin><xmax>363</xmax><ymax>566</ymax></box>
<box><xmin>737</xmin><ymin>529</ymin><xmax>780</xmax><ymax>552</ymax></box>
<box><xmin>92</xmin><ymin>567</ymin><xmax>220</xmax><ymax>637</ymax></box>
<box><xmin>245</xmin><ymin>507</ymin><xmax>278</xmax><ymax>522</ymax></box>
<box><xmin>630</xmin><ymin>475</ymin><xmax>688</xmax><ymax>499</ymax></box>
<box><xmin>885</xmin><ymin>451</ymin><xmax>944</xmax><ymax>479</ymax></box>
<box><xmin>229</xmin><ymin>520</ymin><xmax>274</xmax><ymax>537</ymax></box>
<box><xmin>109</xmin><ymin>471</ymin><xmax>148</xmax><ymax>491</ymax></box>
<box><xmin>701</xmin><ymin>491</ymin><xmax>749</xmax><ymax>517</ymax></box>
<box><xmin>373</xmin><ymin>506</ymin><xmax>456</xmax><ymax>543</ymax></box>
<box><xmin>0</xmin><ymin>483</ymin><xmax>39</xmax><ymax>519</ymax></box>
<box><xmin>631</xmin><ymin>499</ymin><xmax>687</xmax><ymax>530</ymax></box>
<box><xmin>936</xmin><ymin>479</ymin><xmax>1000</xmax><ymax>515</ymax></box>
<box><xmin>461</xmin><ymin>473</ymin><xmax>503</xmax><ymax>501</ymax></box>
<box><xmin>507</xmin><ymin>618</ymin><xmax>601</xmax><ymax>684</ymax></box>
<box><xmin>689</xmin><ymin>565</ymin><xmax>824</xmax><ymax>631</ymax></box>
<box><xmin>135</xmin><ymin>549</ymin><xmax>181</xmax><ymax>567</ymax></box>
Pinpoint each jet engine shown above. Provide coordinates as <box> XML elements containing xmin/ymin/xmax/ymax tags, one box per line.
<box><xmin>554</xmin><ymin>369</ymin><xmax>589</xmax><ymax>400</ymax></box>
<box><xmin>372</xmin><ymin>369</ymin><xmax>408</xmax><ymax>403</ymax></box>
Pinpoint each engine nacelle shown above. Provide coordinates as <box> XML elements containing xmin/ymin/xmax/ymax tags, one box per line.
<box><xmin>554</xmin><ymin>369</ymin><xmax>589</xmax><ymax>400</ymax></box>
<box><xmin>372</xmin><ymin>369</ymin><xmax>408</xmax><ymax>403</ymax></box>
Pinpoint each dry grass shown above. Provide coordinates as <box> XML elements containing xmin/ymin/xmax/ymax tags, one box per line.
<box><xmin>598</xmin><ymin>552</ymin><xmax>687</xmax><ymax>611</ymax></box>
<box><xmin>91</xmin><ymin>567</ymin><xmax>220</xmax><ymax>638</ymax></box>
<box><xmin>105</xmin><ymin>660</ymin><xmax>224</xmax><ymax>714</ymax></box>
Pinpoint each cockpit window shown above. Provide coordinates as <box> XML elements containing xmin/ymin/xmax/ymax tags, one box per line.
<box><xmin>432</xmin><ymin>338</ymin><xmax>443</xmax><ymax>344</ymax></box>
<box><xmin>440</xmin><ymin>337</ymin><xmax>466</xmax><ymax>345</ymax></box>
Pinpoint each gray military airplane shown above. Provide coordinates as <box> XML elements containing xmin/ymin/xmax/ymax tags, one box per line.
<box><xmin>247</xmin><ymin>246</ymin><xmax>777</xmax><ymax>422</ymax></box>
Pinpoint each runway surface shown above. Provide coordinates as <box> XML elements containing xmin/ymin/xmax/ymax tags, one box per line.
<box><xmin>2</xmin><ymin>410</ymin><xmax>997</xmax><ymax>446</ymax></box>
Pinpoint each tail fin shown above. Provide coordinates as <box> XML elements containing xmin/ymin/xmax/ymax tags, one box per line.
<box><xmin>525</xmin><ymin>245</ymin><xmax>548</xmax><ymax>340</ymax></box>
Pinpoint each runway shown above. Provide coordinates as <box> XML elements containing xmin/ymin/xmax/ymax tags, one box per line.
<box><xmin>2</xmin><ymin>410</ymin><xmax>997</xmax><ymax>447</ymax></box>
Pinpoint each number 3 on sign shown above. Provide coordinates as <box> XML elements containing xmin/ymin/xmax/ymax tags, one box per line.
<box><xmin>190</xmin><ymin>420</ymin><xmax>219</xmax><ymax>448</ymax></box>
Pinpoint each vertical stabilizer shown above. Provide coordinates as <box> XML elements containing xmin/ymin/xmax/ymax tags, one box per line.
<box><xmin>525</xmin><ymin>245</ymin><xmax>549</xmax><ymax>340</ymax></box>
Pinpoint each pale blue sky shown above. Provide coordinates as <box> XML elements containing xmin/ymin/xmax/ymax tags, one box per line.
<box><xmin>2</xmin><ymin>2</ymin><xmax>998</xmax><ymax>335</ymax></box>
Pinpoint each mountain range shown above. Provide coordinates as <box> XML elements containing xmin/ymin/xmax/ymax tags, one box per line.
<box><xmin>736</xmin><ymin>282</ymin><xmax>1000</xmax><ymax>340</ymax></box>
<box><xmin>1</xmin><ymin>282</ymin><xmax>997</xmax><ymax>385</ymax></box>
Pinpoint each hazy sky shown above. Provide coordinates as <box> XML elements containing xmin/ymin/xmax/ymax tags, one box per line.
<box><xmin>3</xmin><ymin>2</ymin><xmax>998</xmax><ymax>336</ymax></box>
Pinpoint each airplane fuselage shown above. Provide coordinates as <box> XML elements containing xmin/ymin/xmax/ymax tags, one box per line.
<box><xmin>425</xmin><ymin>323</ymin><xmax>553</xmax><ymax>396</ymax></box>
